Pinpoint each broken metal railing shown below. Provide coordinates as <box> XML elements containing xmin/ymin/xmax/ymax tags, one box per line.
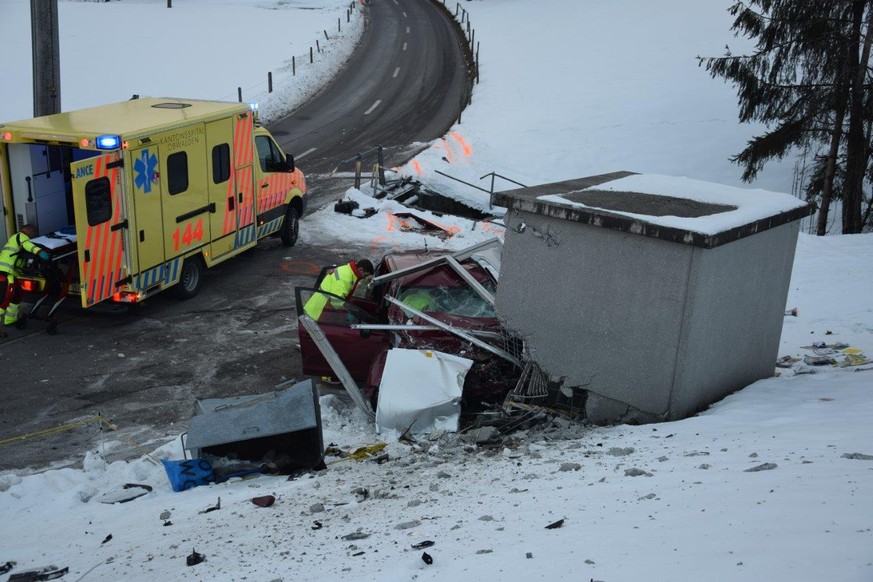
<box><xmin>385</xmin><ymin>295</ymin><xmax>520</xmax><ymax>367</ymax></box>
<box><xmin>350</xmin><ymin>323</ymin><xmax>503</xmax><ymax>342</ymax></box>
<box><xmin>370</xmin><ymin>237</ymin><xmax>502</xmax><ymax>289</ymax></box>
<box><xmin>339</xmin><ymin>146</ymin><xmax>387</xmax><ymax>190</ymax></box>
<box><xmin>433</xmin><ymin>170</ymin><xmax>527</xmax><ymax>210</ymax></box>
<box><xmin>505</xmin><ymin>360</ymin><xmax>549</xmax><ymax>401</ymax></box>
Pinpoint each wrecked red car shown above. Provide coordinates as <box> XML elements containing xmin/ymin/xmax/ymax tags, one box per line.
<box><xmin>294</xmin><ymin>239</ymin><xmax>521</xmax><ymax>406</ymax></box>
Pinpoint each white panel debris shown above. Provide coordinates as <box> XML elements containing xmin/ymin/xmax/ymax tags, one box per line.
<box><xmin>375</xmin><ymin>348</ymin><xmax>473</xmax><ymax>435</ymax></box>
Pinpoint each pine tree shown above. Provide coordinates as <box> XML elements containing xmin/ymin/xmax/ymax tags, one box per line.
<box><xmin>699</xmin><ymin>0</ymin><xmax>873</xmax><ymax>234</ymax></box>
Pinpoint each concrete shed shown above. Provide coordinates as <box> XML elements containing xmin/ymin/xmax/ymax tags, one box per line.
<box><xmin>492</xmin><ymin>171</ymin><xmax>813</xmax><ymax>423</ymax></box>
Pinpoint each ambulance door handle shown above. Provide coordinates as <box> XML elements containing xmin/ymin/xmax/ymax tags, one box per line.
<box><xmin>238</xmin><ymin>192</ymin><xmax>243</xmax><ymax>203</ymax></box>
<box><xmin>228</xmin><ymin>195</ymin><xmax>235</xmax><ymax>211</ymax></box>
<box><xmin>261</xmin><ymin>183</ymin><xmax>269</xmax><ymax>189</ymax></box>
<box><xmin>140</xmin><ymin>230</ymin><xmax>145</xmax><ymax>243</ymax></box>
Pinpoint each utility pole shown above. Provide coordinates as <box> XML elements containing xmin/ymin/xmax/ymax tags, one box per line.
<box><xmin>31</xmin><ymin>0</ymin><xmax>61</xmax><ymax>116</ymax></box>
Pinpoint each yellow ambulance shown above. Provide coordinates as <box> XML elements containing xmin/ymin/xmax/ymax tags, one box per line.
<box><xmin>0</xmin><ymin>97</ymin><xmax>306</xmax><ymax>307</ymax></box>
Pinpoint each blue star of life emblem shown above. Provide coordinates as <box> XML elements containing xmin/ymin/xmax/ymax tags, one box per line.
<box><xmin>134</xmin><ymin>149</ymin><xmax>158</xmax><ymax>193</ymax></box>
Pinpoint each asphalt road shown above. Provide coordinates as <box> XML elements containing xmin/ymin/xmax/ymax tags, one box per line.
<box><xmin>0</xmin><ymin>0</ymin><xmax>470</xmax><ymax>472</ymax></box>
<box><xmin>273</xmin><ymin>0</ymin><xmax>470</xmax><ymax>181</ymax></box>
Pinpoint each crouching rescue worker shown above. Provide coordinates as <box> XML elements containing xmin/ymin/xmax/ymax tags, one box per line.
<box><xmin>0</xmin><ymin>225</ymin><xmax>50</xmax><ymax>334</ymax></box>
<box><xmin>303</xmin><ymin>258</ymin><xmax>374</xmax><ymax>320</ymax></box>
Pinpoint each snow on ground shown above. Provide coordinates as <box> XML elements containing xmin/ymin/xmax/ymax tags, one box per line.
<box><xmin>0</xmin><ymin>0</ymin><xmax>364</xmax><ymax>125</ymax></box>
<box><xmin>406</xmin><ymin>0</ymin><xmax>801</xmax><ymax>215</ymax></box>
<box><xmin>1</xmin><ymin>262</ymin><xmax>872</xmax><ymax>581</ymax></box>
<box><xmin>2</xmin><ymin>1</ymin><xmax>872</xmax><ymax>580</ymax></box>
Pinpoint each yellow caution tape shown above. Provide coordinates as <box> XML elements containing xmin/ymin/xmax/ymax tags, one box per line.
<box><xmin>325</xmin><ymin>442</ymin><xmax>387</xmax><ymax>465</ymax></box>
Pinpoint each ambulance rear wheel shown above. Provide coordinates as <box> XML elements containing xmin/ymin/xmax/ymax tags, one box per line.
<box><xmin>280</xmin><ymin>206</ymin><xmax>299</xmax><ymax>247</ymax></box>
<box><xmin>175</xmin><ymin>257</ymin><xmax>204</xmax><ymax>300</ymax></box>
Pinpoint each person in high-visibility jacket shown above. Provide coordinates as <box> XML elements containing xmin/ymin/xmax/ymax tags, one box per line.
<box><xmin>303</xmin><ymin>259</ymin><xmax>374</xmax><ymax>320</ymax></box>
<box><xmin>0</xmin><ymin>225</ymin><xmax>50</xmax><ymax>334</ymax></box>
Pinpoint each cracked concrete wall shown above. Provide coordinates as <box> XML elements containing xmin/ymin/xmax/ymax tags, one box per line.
<box><xmin>495</xmin><ymin>210</ymin><xmax>799</xmax><ymax>423</ymax></box>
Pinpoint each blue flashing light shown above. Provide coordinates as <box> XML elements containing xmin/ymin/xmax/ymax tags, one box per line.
<box><xmin>95</xmin><ymin>134</ymin><xmax>121</xmax><ymax>150</ymax></box>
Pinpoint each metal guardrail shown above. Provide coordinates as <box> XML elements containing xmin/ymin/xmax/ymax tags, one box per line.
<box><xmin>433</xmin><ymin>170</ymin><xmax>527</xmax><ymax>209</ymax></box>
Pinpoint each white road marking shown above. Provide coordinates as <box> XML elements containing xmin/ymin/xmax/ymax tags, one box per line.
<box><xmin>296</xmin><ymin>147</ymin><xmax>317</xmax><ymax>160</ymax></box>
<box><xmin>406</xmin><ymin>26</ymin><xmax>410</xmax><ymax>34</ymax></box>
<box><xmin>364</xmin><ymin>100</ymin><xmax>382</xmax><ymax>115</ymax></box>
<box><xmin>403</xmin><ymin>11</ymin><xmax>407</xmax><ymax>18</ymax></box>
<box><xmin>393</xmin><ymin>67</ymin><xmax>400</xmax><ymax>78</ymax></box>
<box><xmin>403</xmin><ymin>42</ymin><xmax>407</xmax><ymax>51</ymax></box>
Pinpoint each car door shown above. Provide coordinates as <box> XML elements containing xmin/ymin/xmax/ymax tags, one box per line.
<box><xmin>295</xmin><ymin>286</ymin><xmax>389</xmax><ymax>381</ymax></box>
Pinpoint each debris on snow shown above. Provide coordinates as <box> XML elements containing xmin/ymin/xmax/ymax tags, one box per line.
<box><xmin>744</xmin><ymin>463</ymin><xmax>778</xmax><ymax>472</ymax></box>
<box><xmin>251</xmin><ymin>495</ymin><xmax>276</xmax><ymax>507</ymax></box>
<box><xmin>199</xmin><ymin>497</ymin><xmax>221</xmax><ymax>513</ymax></box>
<box><xmin>841</xmin><ymin>452</ymin><xmax>873</xmax><ymax>461</ymax></box>
<box><xmin>185</xmin><ymin>550</ymin><xmax>205</xmax><ymax>567</ymax></box>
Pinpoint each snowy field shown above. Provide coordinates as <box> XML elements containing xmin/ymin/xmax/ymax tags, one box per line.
<box><xmin>1</xmin><ymin>1</ymin><xmax>871</xmax><ymax>580</ymax></box>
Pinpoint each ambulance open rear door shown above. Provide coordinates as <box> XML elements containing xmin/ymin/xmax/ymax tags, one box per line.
<box><xmin>70</xmin><ymin>151</ymin><xmax>128</xmax><ymax>308</ymax></box>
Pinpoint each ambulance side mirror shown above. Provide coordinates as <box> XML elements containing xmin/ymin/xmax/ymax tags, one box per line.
<box><xmin>283</xmin><ymin>152</ymin><xmax>295</xmax><ymax>173</ymax></box>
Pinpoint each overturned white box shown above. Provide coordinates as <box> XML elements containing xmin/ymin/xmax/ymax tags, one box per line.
<box><xmin>375</xmin><ymin>348</ymin><xmax>473</xmax><ymax>435</ymax></box>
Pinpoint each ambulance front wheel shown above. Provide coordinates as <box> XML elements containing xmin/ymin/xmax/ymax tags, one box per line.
<box><xmin>281</xmin><ymin>206</ymin><xmax>300</xmax><ymax>247</ymax></box>
<box><xmin>175</xmin><ymin>256</ymin><xmax>204</xmax><ymax>300</ymax></box>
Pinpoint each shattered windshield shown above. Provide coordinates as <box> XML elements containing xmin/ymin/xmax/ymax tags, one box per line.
<box><xmin>397</xmin><ymin>285</ymin><xmax>496</xmax><ymax>317</ymax></box>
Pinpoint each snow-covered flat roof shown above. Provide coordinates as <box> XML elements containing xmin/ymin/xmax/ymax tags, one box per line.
<box><xmin>493</xmin><ymin>172</ymin><xmax>813</xmax><ymax>248</ymax></box>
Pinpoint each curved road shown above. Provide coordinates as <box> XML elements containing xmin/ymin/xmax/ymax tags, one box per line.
<box><xmin>270</xmin><ymin>0</ymin><xmax>470</xmax><ymax>187</ymax></box>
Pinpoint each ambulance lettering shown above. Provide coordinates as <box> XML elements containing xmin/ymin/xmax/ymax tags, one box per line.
<box><xmin>172</xmin><ymin>219</ymin><xmax>204</xmax><ymax>251</ymax></box>
<box><xmin>75</xmin><ymin>164</ymin><xmax>94</xmax><ymax>179</ymax></box>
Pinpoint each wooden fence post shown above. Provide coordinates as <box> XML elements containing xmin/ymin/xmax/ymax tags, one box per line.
<box><xmin>268</xmin><ymin>72</ymin><xmax>273</xmax><ymax>93</ymax></box>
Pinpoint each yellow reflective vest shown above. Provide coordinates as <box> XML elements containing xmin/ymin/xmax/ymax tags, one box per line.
<box><xmin>303</xmin><ymin>262</ymin><xmax>362</xmax><ymax>320</ymax></box>
<box><xmin>0</xmin><ymin>232</ymin><xmax>43</xmax><ymax>283</ymax></box>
